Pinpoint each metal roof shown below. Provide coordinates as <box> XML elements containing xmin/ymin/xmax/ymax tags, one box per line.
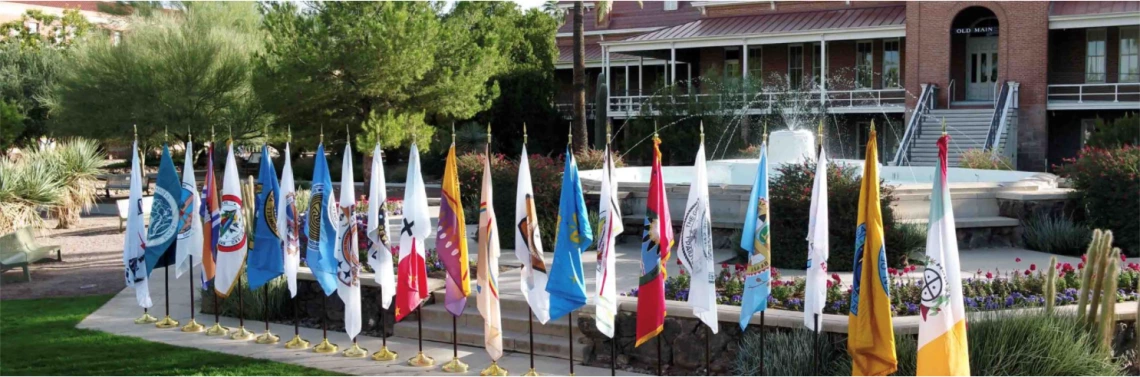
<box><xmin>558</xmin><ymin>44</ymin><xmax>642</xmax><ymax>64</ymax></box>
<box><xmin>624</xmin><ymin>5</ymin><xmax>906</xmax><ymax>43</ymax></box>
<box><xmin>1049</xmin><ymin>1</ymin><xmax>1140</xmax><ymax>16</ymax></box>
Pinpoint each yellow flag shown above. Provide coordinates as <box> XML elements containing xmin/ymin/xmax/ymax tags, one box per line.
<box><xmin>847</xmin><ymin>124</ymin><xmax>897</xmax><ymax>376</ymax></box>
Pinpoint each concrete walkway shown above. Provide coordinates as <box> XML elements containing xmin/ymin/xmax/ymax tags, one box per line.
<box><xmin>78</xmin><ymin>266</ymin><xmax>644</xmax><ymax>376</ymax></box>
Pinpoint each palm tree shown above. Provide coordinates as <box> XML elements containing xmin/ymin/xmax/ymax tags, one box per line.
<box><xmin>542</xmin><ymin>1</ymin><xmax>565</xmax><ymax>26</ymax></box>
<box><xmin>571</xmin><ymin>1</ymin><xmax>587</xmax><ymax>153</ymax></box>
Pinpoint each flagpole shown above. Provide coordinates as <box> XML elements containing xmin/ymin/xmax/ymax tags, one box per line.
<box><xmin>182</xmin><ymin>256</ymin><xmax>205</xmax><ymax>332</ymax></box>
<box><xmin>314</xmin><ymin>295</ymin><xmax>338</xmax><ymax>353</ymax></box>
<box><xmin>705</xmin><ymin>325</ymin><xmax>711</xmax><ymax>376</ymax></box>
<box><xmin>441</xmin><ymin>123</ymin><xmax>468</xmax><ymax>374</ymax></box>
<box><xmin>569</xmin><ymin>312</ymin><xmax>574</xmax><ymax>376</ymax></box>
<box><xmin>524</xmin><ymin>308</ymin><xmax>539</xmax><ymax>376</ymax></box>
<box><xmin>255</xmin><ymin>285</ymin><xmax>279</xmax><ymax>344</ymax></box>
<box><xmin>760</xmin><ymin>311</ymin><xmax>766</xmax><ymax>376</ymax></box>
<box><xmin>204</xmin><ymin>133</ymin><xmax>228</xmax><ymax>337</ymax></box>
<box><xmin>408</xmin><ymin>305</ymin><xmax>435</xmax><ymax>366</ymax></box>
<box><xmin>284</xmin><ymin>292</ymin><xmax>310</xmax><ymax>349</ymax></box>
<box><xmin>206</xmin><ymin>282</ymin><xmax>228</xmax><ymax>335</ymax></box>
<box><xmin>130</xmin><ymin>125</ymin><xmax>159</xmax><ymax>325</ymax></box>
<box><xmin>232</xmin><ymin>275</ymin><xmax>253</xmax><ymax>340</ymax></box>
<box><xmin>813</xmin><ymin>313</ymin><xmax>821</xmax><ymax>375</ymax></box>
<box><xmin>156</xmin><ymin>263</ymin><xmax>180</xmax><ymax>328</ymax></box>
<box><xmin>371</xmin><ymin>287</ymin><xmax>397</xmax><ymax>361</ymax></box>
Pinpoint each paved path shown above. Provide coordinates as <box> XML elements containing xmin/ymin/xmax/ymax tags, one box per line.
<box><xmin>78</xmin><ymin>266</ymin><xmax>644</xmax><ymax>376</ymax></box>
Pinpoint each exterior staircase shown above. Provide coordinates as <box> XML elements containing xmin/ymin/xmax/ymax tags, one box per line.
<box><xmin>904</xmin><ymin>108</ymin><xmax>1015</xmax><ymax>167</ymax></box>
<box><xmin>393</xmin><ymin>289</ymin><xmax>585</xmax><ymax>361</ymax></box>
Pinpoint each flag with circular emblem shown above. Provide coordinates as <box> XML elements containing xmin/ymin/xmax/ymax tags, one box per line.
<box><xmin>277</xmin><ymin>143</ymin><xmax>301</xmax><ymax>297</ymax></box>
<box><xmin>395</xmin><ymin>143</ymin><xmax>430</xmax><ymax>322</ymax></box>
<box><xmin>123</xmin><ymin>139</ymin><xmax>152</xmax><ymax>309</ymax></box>
<box><xmin>305</xmin><ymin>143</ymin><xmax>338</xmax><ymax>296</ymax></box>
<box><xmin>214</xmin><ymin>143</ymin><xmax>248</xmax><ymax>298</ymax></box>
<box><xmin>145</xmin><ymin>144</ymin><xmax>183</xmax><ymax>275</ymax></box>
<box><xmin>174</xmin><ymin>140</ymin><xmax>202</xmax><ymax>279</ymax></box>
<box><xmin>248</xmin><ymin>144</ymin><xmax>284</xmax><ymax>291</ymax></box>
<box><xmin>335</xmin><ymin>143</ymin><xmax>363</xmax><ymax>340</ymax></box>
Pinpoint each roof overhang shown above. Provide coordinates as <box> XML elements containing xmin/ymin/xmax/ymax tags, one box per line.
<box><xmin>555</xmin><ymin>58</ymin><xmax>669</xmax><ymax>70</ymax></box>
<box><xmin>602</xmin><ymin>25</ymin><xmax>905</xmax><ymax>53</ymax></box>
<box><xmin>555</xmin><ymin>27</ymin><xmax>665</xmax><ymax>38</ymax></box>
<box><xmin>1049</xmin><ymin>12</ymin><xmax>1140</xmax><ymax>29</ymax></box>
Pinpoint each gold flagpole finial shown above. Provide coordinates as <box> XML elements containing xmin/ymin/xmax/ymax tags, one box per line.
<box><xmin>523</xmin><ymin>123</ymin><xmax>528</xmax><ymax>145</ymax></box>
<box><xmin>227</xmin><ymin>124</ymin><xmax>233</xmax><ymax>145</ymax></box>
<box><xmin>605</xmin><ymin>120</ymin><xmax>612</xmax><ymax>146</ymax></box>
<box><xmin>567</xmin><ymin>121</ymin><xmax>572</xmax><ymax>146</ymax></box>
<box><xmin>287</xmin><ymin>125</ymin><xmax>292</xmax><ymax>143</ymax></box>
<box><xmin>210</xmin><ymin>125</ymin><xmax>215</xmax><ymax>145</ymax></box>
<box><xmin>870</xmin><ymin>119</ymin><xmax>876</xmax><ymax>133</ymax></box>
<box><xmin>818</xmin><ymin>118</ymin><xmax>824</xmax><ymax>147</ymax></box>
<box><xmin>762</xmin><ymin>121</ymin><xmax>768</xmax><ymax>144</ymax></box>
<box><xmin>653</xmin><ymin>120</ymin><xmax>659</xmax><ymax>140</ymax></box>
<box><xmin>699</xmin><ymin>120</ymin><xmax>705</xmax><ymax>144</ymax></box>
<box><xmin>319</xmin><ymin>125</ymin><xmax>324</xmax><ymax>145</ymax></box>
<box><xmin>451</xmin><ymin>122</ymin><xmax>456</xmax><ymax>145</ymax></box>
<box><xmin>188</xmin><ymin>125</ymin><xmax>192</xmax><ymax>143</ymax></box>
<box><xmin>941</xmin><ymin>117</ymin><xmax>947</xmax><ymax>136</ymax></box>
<box><xmin>486</xmin><ymin>123</ymin><xmax>491</xmax><ymax>146</ymax></box>
<box><xmin>345</xmin><ymin>124</ymin><xmax>350</xmax><ymax>143</ymax></box>
<box><xmin>164</xmin><ymin>125</ymin><xmax>168</xmax><ymax>144</ymax></box>
<box><xmin>133</xmin><ymin>124</ymin><xmax>138</xmax><ymax>140</ymax></box>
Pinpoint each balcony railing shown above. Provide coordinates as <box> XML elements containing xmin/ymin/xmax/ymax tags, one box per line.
<box><xmin>1047</xmin><ymin>83</ymin><xmax>1140</xmax><ymax>110</ymax></box>
<box><xmin>607</xmin><ymin>88</ymin><xmax>907</xmax><ymax>117</ymax></box>
<box><xmin>554</xmin><ymin>103</ymin><xmax>596</xmax><ymax>120</ymax></box>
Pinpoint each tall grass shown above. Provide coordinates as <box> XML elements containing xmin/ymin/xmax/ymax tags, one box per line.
<box><xmin>1023</xmin><ymin>211</ymin><xmax>1092</xmax><ymax>256</ymax></box>
<box><xmin>735</xmin><ymin>328</ymin><xmax>845</xmax><ymax>376</ymax></box>
<box><xmin>0</xmin><ymin>155</ymin><xmax>64</xmax><ymax>233</ymax></box>
<box><xmin>965</xmin><ymin>312</ymin><xmax>1120</xmax><ymax>375</ymax></box>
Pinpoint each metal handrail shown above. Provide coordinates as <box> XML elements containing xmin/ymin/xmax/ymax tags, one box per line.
<box><xmin>990</xmin><ymin>82</ymin><xmax>1019</xmax><ymax>159</ymax></box>
<box><xmin>606</xmin><ymin>88</ymin><xmax>907</xmax><ymax>116</ymax></box>
<box><xmin>984</xmin><ymin>81</ymin><xmax>1011</xmax><ymax>152</ymax></box>
<box><xmin>947</xmin><ymin>79</ymin><xmax>955</xmax><ymax>109</ymax></box>
<box><xmin>891</xmin><ymin>83</ymin><xmax>937</xmax><ymax>166</ymax></box>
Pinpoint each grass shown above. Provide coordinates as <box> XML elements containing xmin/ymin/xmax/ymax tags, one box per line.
<box><xmin>0</xmin><ymin>294</ymin><xmax>340</xmax><ymax>376</ymax></box>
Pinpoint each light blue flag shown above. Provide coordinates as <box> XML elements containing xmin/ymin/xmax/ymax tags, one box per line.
<box><xmin>248</xmin><ymin>145</ymin><xmax>285</xmax><ymax>290</ymax></box>
<box><xmin>305</xmin><ymin>144</ymin><xmax>338</xmax><ymax>296</ymax></box>
<box><xmin>739</xmin><ymin>142</ymin><xmax>772</xmax><ymax>329</ymax></box>
<box><xmin>145</xmin><ymin>144</ymin><xmax>183</xmax><ymax>275</ymax></box>
<box><xmin>545</xmin><ymin>148</ymin><xmax>595</xmax><ymax>322</ymax></box>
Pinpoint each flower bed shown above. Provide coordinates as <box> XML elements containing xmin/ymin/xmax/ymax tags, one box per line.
<box><xmin>624</xmin><ymin>258</ymin><xmax>1140</xmax><ymax>316</ymax></box>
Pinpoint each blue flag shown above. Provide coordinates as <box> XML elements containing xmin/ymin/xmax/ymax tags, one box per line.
<box><xmin>248</xmin><ymin>145</ymin><xmax>285</xmax><ymax>290</ymax></box>
<box><xmin>739</xmin><ymin>142</ymin><xmax>772</xmax><ymax>329</ymax></box>
<box><xmin>305</xmin><ymin>144</ymin><xmax>338</xmax><ymax>296</ymax></box>
<box><xmin>145</xmin><ymin>144</ymin><xmax>183</xmax><ymax>275</ymax></box>
<box><xmin>545</xmin><ymin>148</ymin><xmax>595</xmax><ymax>321</ymax></box>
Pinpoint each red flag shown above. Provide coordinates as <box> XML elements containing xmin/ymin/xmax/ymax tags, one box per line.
<box><xmin>394</xmin><ymin>143</ymin><xmax>431</xmax><ymax>322</ymax></box>
<box><xmin>395</xmin><ymin>241</ymin><xmax>428</xmax><ymax>322</ymax></box>
<box><xmin>635</xmin><ymin>137</ymin><xmax>673</xmax><ymax>347</ymax></box>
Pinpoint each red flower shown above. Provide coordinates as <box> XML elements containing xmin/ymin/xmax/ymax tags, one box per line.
<box><xmin>676</xmin><ymin>259</ymin><xmax>682</xmax><ymax>265</ymax></box>
<box><xmin>1059</xmin><ymin>271</ymin><xmax>1066</xmax><ymax>278</ymax></box>
<box><xmin>1024</xmin><ymin>270</ymin><xmax>1031</xmax><ymax>276</ymax></box>
<box><xmin>679</xmin><ymin>268</ymin><xmax>686</xmax><ymax>276</ymax></box>
<box><xmin>721</xmin><ymin>263</ymin><xmax>729</xmax><ymax>269</ymax></box>
<box><xmin>1081</xmin><ymin>254</ymin><xmax>1087</xmax><ymax>263</ymax></box>
<box><xmin>735</xmin><ymin>264</ymin><xmax>745</xmax><ymax>272</ymax></box>
<box><xmin>831</xmin><ymin>273</ymin><xmax>841</xmax><ymax>282</ymax></box>
<box><xmin>826</xmin><ymin>280</ymin><xmax>834</xmax><ymax>289</ymax></box>
<box><xmin>1015</xmin><ymin>257</ymin><xmax>1021</xmax><ymax>263</ymax></box>
<box><xmin>1121</xmin><ymin>254</ymin><xmax>1127</xmax><ymax>262</ymax></box>
<box><xmin>888</xmin><ymin>267</ymin><xmax>897</xmax><ymax>275</ymax></box>
<box><xmin>1078</xmin><ymin>262</ymin><xmax>1085</xmax><ymax>269</ymax></box>
<box><xmin>1029</xmin><ymin>264</ymin><xmax>1036</xmax><ymax>271</ymax></box>
<box><xmin>985</xmin><ymin>272</ymin><xmax>993</xmax><ymax>279</ymax></box>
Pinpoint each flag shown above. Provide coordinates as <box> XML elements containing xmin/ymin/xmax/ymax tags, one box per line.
<box><xmin>739</xmin><ymin>142</ymin><xmax>771</xmax><ymax>330</ymax></box>
<box><xmin>804</xmin><ymin>147</ymin><xmax>830</xmax><ymax>331</ymax></box>
<box><xmin>174</xmin><ymin>141</ymin><xmax>202</xmax><ymax>278</ymax></box>
<box><xmin>277</xmin><ymin>143</ymin><xmax>301</xmax><ymax>297</ymax></box>
<box><xmin>437</xmin><ymin>144</ymin><xmax>470</xmax><ymax>316</ymax></box>
<box><xmin>476</xmin><ymin>145</ymin><xmax>504</xmax><ymax>361</ymax></box>
<box><xmin>335</xmin><ymin>143</ymin><xmax>363</xmax><ymax>340</ymax></box>
<box><xmin>305</xmin><ymin>144</ymin><xmax>338</xmax><ymax>296</ymax></box>
<box><xmin>916</xmin><ymin>134</ymin><xmax>970</xmax><ymax>376</ymax></box>
<box><xmin>515</xmin><ymin>146</ymin><xmax>550</xmax><ymax>324</ymax></box>
<box><xmin>546</xmin><ymin>148</ymin><xmax>594</xmax><ymax>322</ymax></box>
<box><xmin>200</xmin><ymin>142</ymin><xmax>220</xmax><ymax>289</ymax></box>
<box><xmin>123</xmin><ymin>139</ymin><xmax>152</xmax><ymax>308</ymax></box>
<box><xmin>635</xmin><ymin>137</ymin><xmax>672</xmax><ymax>347</ymax></box>
<box><xmin>679</xmin><ymin>141</ymin><xmax>717</xmax><ymax>333</ymax></box>
<box><xmin>594</xmin><ymin>145</ymin><xmax>623</xmax><ymax>337</ymax></box>
<box><xmin>366</xmin><ymin>144</ymin><xmax>395</xmax><ymax>309</ymax></box>
<box><xmin>145</xmin><ymin>144</ymin><xmax>183</xmax><ymax>275</ymax></box>
<box><xmin>214</xmin><ymin>143</ymin><xmax>248</xmax><ymax>297</ymax></box>
<box><xmin>848</xmin><ymin>125</ymin><xmax>897</xmax><ymax>376</ymax></box>
<box><xmin>395</xmin><ymin>143</ymin><xmax>431</xmax><ymax>322</ymax></box>
<box><xmin>248</xmin><ymin>145</ymin><xmax>284</xmax><ymax>291</ymax></box>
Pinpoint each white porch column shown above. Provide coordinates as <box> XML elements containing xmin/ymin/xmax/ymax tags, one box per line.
<box><xmin>687</xmin><ymin>62</ymin><xmax>692</xmax><ymax>93</ymax></box>
<box><xmin>670</xmin><ymin>45</ymin><xmax>677</xmax><ymax>87</ymax></box>
<box><xmin>742</xmin><ymin>43</ymin><xmax>749</xmax><ymax>102</ymax></box>
<box><xmin>604</xmin><ymin>45</ymin><xmax>610</xmax><ymax>100</ymax></box>
<box><xmin>820</xmin><ymin>35</ymin><xmax>827</xmax><ymax>106</ymax></box>
<box><xmin>624</xmin><ymin>63</ymin><xmax>630</xmax><ymax>96</ymax></box>
<box><xmin>638</xmin><ymin>57</ymin><xmax>644</xmax><ymax>95</ymax></box>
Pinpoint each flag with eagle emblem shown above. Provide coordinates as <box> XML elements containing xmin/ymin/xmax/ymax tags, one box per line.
<box><xmin>214</xmin><ymin>143</ymin><xmax>248</xmax><ymax>297</ymax></box>
<box><xmin>635</xmin><ymin>137</ymin><xmax>672</xmax><ymax>347</ymax></box>
<box><xmin>277</xmin><ymin>143</ymin><xmax>301</xmax><ymax>297</ymax></box>
<box><xmin>144</xmin><ymin>144</ymin><xmax>182</xmax><ymax>275</ymax></box>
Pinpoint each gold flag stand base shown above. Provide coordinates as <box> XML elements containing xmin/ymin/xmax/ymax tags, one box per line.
<box><xmin>313</xmin><ymin>338</ymin><xmax>339</xmax><ymax>354</ymax></box>
<box><xmin>230</xmin><ymin>326</ymin><xmax>254</xmax><ymax>341</ymax></box>
<box><xmin>284</xmin><ymin>334</ymin><xmax>311</xmax><ymax>350</ymax></box>
<box><xmin>155</xmin><ymin>315</ymin><xmax>179</xmax><ymax>328</ymax></box>
<box><xmin>522</xmin><ymin>368</ymin><xmax>540</xmax><ymax>376</ymax></box>
<box><xmin>181</xmin><ymin>319</ymin><xmax>205</xmax><ymax>333</ymax></box>
<box><xmin>408</xmin><ymin>352</ymin><xmax>435</xmax><ymax>367</ymax></box>
<box><xmin>255</xmin><ymin>331</ymin><xmax>280</xmax><ymax>344</ymax></box>
<box><xmin>205</xmin><ymin>323</ymin><xmax>229</xmax><ymax>336</ymax></box>
<box><xmin>343</xmin><ymin>342</ymin><xmax>368</xmax><ymax>358</ymax></box>
<box><xmin>479</xmin><ymin>361</ymin><xmax>509</xmax><ymax>376</ymax></box>
<box><xmin>134</xmin><ymin>313</ymin><xmax>159</xmax><ymax>324</ymax></box>
<box><xmin>371</xmin><ymin>346</ymin><xmax>398</xmax><ymax>361</ymax></box>
<box><xmin>441</xmin><ymin>357</ymin><xmax>468</xmax><ymax>373</ymax></box>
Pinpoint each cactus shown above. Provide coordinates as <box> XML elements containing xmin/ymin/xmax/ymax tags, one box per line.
<box><xmin>1075</xmin><ymin>229</ymin><xmax>1124</xmax><ymax>354</ymax></box>
<box><xmin>1086</xmin><ymin>231</ymin><xmax>1116</xmax><ymax>328</ymax></box>
<box><xmin>1097</xmin><ymin>256</ymin><xmax>1119</xmax><ymax>353</ymax></box>
<box><xmin>242</xmin><ymin>175</ymin><xmax>257</xmax><ymax>238</ymax></box>
<box><xmin>1044</xmin><ymin>256</ymin><xmax>1057</xmax><ymax>314</ymax></box>
<box><xmin>1076</xmin><ymin>230</ymin><xmax>1103</xmax><ymax>320</ymax></box>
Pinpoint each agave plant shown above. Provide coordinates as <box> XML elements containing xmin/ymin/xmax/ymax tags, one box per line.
<box><xmin>42</xmin><ymin>139</ymin><xmax>107</xmax><ymax>228</ymax></box>
<box><xmin>0</xmin><ymin>154</ymin><xmax>64</xmax><ymax>233</ymax></box>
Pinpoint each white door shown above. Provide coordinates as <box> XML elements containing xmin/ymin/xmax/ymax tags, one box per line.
<box><xmin>966</xmin><ymin>37</ymin><xmax>998</xmax><ymax>101</ymax></box>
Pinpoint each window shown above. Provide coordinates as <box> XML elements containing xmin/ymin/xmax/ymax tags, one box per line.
<box><xmin>748</xmin><ymin>47</ymin><xmax>763</xmax><ymax>86</ymax></box>
<box><xmin>1121</xmin><ymin>26</ymin><xmax>1139</xmax><ymax>83</ymax></box>
<box><xmin>883</xmin><ymin>39</ymin><xmax>901</xmax><ymax>88</ymax></box>
<box><xmin>789</xmin><ymin>44</ymin><xmax>804</xmax><ymax>89</ymax></box>
<box><xmin>811</xmin><ymin>43</ymin><xmax>822</xmax><ymax>87</ymax></box>
<box><xmin>25</xmin><ymin>20</ymin><xmax>38</xmax><ymax>34</ymax></box>
<box><xmin>856</xmin><ymin>41</ymin><xmax>873</xmax><ymax>89</ymax></box>
<box><xmin>613</xmin><ymin>69</ymin><xmax>626</xmax><ymax>96</ymax></box>
<box><xmin>725</xmin><ymin>47</ymin><xmax>741</xmax><ymax>82</ymax></box>
<box><xmin>664</xmin><ymin>1</ymin><xmax>678</xmax><ymax>11</ymax></box>
<box><xmin>1086</xmin><ymin>28</ymin><xmax>1107</xmax><ymax>83</ymax></box>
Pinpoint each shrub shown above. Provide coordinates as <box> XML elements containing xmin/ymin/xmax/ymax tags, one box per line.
<box><xmin>573</xmin><ymin>148</ymin><xmax>625</xmax><ymax>171</ymax></box>
<box><xmin>1022</xmin><ymin>211</ymin><xmax>1092</xmax><ymax>256</ymax></box>
<box><xmin>456</xmin><ymin>152</ymin><xmax>562</xmax><ymax>250</ymax></box>
<box><xmin>959</xmin><ymin>148</ymin><xmax>1013</xmax><ymax>170</ymax></box>
<box><xmin>0</xmin><ymin>153</ymin><xmax>63</xmax><ymax>233</ymax></box>
<box><xmin>1058</xmin><ymin>146</ymin><xmax>1140</xmax><ymax>257</ymax></box>
<box><xmin>769</xmin><ymin>161</ymin><xmax>908</xmax><ymax>271</ymax></box>
<box><xmin>735</xmin><ymin>327</ymin><xmax>845</xmax><ymax>376</ymax></box>
<box><xmin>1085</xmin><ymin>113</ymin><xmax>1139</xmax><ymax>149</ymax></box>
<box><xmin>42</xmin><ymin>139</ymin><xmax>106</xmax><ymax>228</ymax></box>
<box><xmin>965</xmin><ymin>312</ymin><xmax>1120</xmax><ymax>375</ymax></box>
<box><xmin>201</xmin><ymin>273</ymin><xmax>291</xmax><ymax>321</ymax></box>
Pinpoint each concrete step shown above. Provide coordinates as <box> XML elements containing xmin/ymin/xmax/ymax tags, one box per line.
<box><xmin>393</xmin><ymin>314</ymin><xmax>586</xmax><ymax>361</ymax></box>
<box><xmin>899</xmin><ymin>216</ymin><xmax>1019</xmax><ymax>229</ymax></box>
<box><xmin>416</xmin><ymin>297</ymin><xmax>576</xmax><ymax>339</ymax></box>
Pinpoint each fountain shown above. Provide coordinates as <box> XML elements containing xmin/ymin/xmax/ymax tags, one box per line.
<box><xmin>766</xmin><ymin>130</ymin><xmax>816</xmax><ymax>166</ymax></box>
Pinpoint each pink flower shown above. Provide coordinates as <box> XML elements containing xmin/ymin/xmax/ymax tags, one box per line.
<box><xmin>676</xmin><ymin>259</ymin><xmax>682</xmax><ymax>265</ymax></box>
<box><xmin>721</xmin><ymin>263</ymin><xmax>729</xmax><ymax>269</ymax></box>
<box><xmin>1078</xmin><ymin>262</ymin><xmax>1085</xmax><ymax>269</ymax></box>
<box><xmin>1081</xmin><ymin>254</ymin><xmax>1088</xmax><ymax>263</ymax></box>
<box><xmin>1029</xmin><ymin>264</ymin><xmax>1036</xmax><ymax>271</ymax></box>
<box><xmin>1059</xmin><ymin>271</ymin><xmax>1066</xmax><ymax>278</ymax></box>
<box><xmin>1015</xmin><ymin>257</ymin><xmax>1021</xmax><ymax>263</ymax></box>
<box><xmin>831</xmin><ymin>273</ymin><xmax>841</xmax><ymax>282</ymax></box>
<box><xmin>1024</xmin><ymin>270</ymin><xmax>1031</xmax><ymax>276</ymax></box>
<box><xmin>827</xmin><ymin>280</ymin><xmax>834</xmax><ymax>289</ymax></box>
<box><xmin>1121</xmin><ymin>254</ymin><xmax>1127</xmax><ymax>262</ymax></box>
<box><xmin>985</xmin><ymin>272</ymin><xmax>993</xmax><ymax>279</ymax></box>
<box><xmin>888</xmin><ymin>267</ymin><xmax>897</xmax><ymax>275</ymax></box>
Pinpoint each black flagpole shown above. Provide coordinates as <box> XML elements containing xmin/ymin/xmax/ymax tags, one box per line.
<box><xmin>813</xmin><ymin>313</ymin><xmax>821</xmax><ymax>375</ymax></box>
<box><xmin>381</xmin><ymin>301</ymin><xmax>387</xmax><ymax>349</ymax></box>
<box><xmin>611</xmin><ymin>317</ymin><xmax>617</xmax><ymax>376</ymax></box>
<box><xmin>705</xmin><ymin>325</ymin><xmax>711</xmax><ymax>376</ymax></box>
<box><xmin>530</xmin><ymin>308</ymin><xmax>536</xmax><ymax>373</ymax></box>
<box><xmin>237</xmin><ymin>275</ymin><xmax>245</xmax><ymax>329</ymax></box>
<box><xmin>323</xmin><ymin>295</ymin><xmax>328</xmax><ymax>340</ymax></box>
<box><xmin>188</xmin><ymin>256</ymin><xmax>195</xmax><ymax>322</ymax></box>
<box><xmin>213</xmin><ymin>282</ymin><xmax>220</xmax><ymax>324</ymax></box>
<box><xmin>263</xmin><ymin>286</ymin><xmax>270</xmax><ymax>333</ymax></box>
<box><xmin>418</xmin><ymin>306</ymin><xmax>424</xmax><ymax>353</ymax></box>
<box><xmin>760</xmin><ymin>311</ymin><xmax>765</xmax><ymax>376</ymax></box>
<box><xmin>452</xmin><ymin>316</ymin><xmax>458</xmax><ymax>358</ymax></box>
<box><xmin>656</xmin><ymin>332</ymin><xmax>662</xmax><ymax>376</ymax></box>
<box><xmin>569</xmin><ymin>312</ymin><xmax>574</xmax><ymax>376</ymax></box>
<box><xmin>293</xmin><ymin>294</ymin><xmax>301</xmax><ymax>336</ymax></box>
<box><xmin>164</xmin><ymin>263</ymin><xmax>171</xmax><ymax>318</ymax></box>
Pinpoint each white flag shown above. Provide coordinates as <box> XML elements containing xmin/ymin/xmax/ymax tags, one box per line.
<box><xmin>123</xmin><ymin>140</ymin><xmax>152</xmax><ymax>309</ymax></box>
<box><xmin>366</xmin><ymin>144</ymin><xmax>395</xmax><ymax>309</ymax></box>
<box><xmin>277</xmin><ymin>143</ymin><xmax>301</xmax><ymax>297</ymax></box>
<box><xmin>594</xmin><ymin>146</ymin><xmax>623</xmax><ymax>337</ymax></box>
<box><xmin>174</xmin><ymin>141</ymin><xmax>203</xmax><ymax>278</ymax></box>
<box><xmin>514</xmin><ymin>147</ymin><xmax>550</xmax><ymax>324</ymax></box>
<box><xmin>679</xmin><ymin>143</ymin><xmax>718</xmax><ymax>333</ymax></box>
<box><xmin>395</xmin><ymin>143</ymin><xmax>431</xmax><ymax>321</ymax></box>
<box><xmin>214</xmin><ymin>143</ymin><xmax>247</xmax><ymax>297</ymax></box>
<box><xmin>335</xmin><ymin>143</ymin><xmax>363</xmax><ymax>340</ymax></box>
<box><xmin>476</xmin><ymin>148</ymin><xmax>504</xmax><ymax>361</ymax></box>
<box><xmin>804</xmin><ymin>148</ymin><xmax>829</xmax><ymax>331</ymax></box>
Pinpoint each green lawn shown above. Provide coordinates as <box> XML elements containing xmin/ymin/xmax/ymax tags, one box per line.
<box><xmin>0</xmin><ymin>294</ymin><xmax>340</xmax><ymax>376</ymax></box>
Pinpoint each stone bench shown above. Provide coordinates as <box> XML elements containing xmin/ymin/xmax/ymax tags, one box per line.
<box><xmin>0</xmin><ymin>228</ymin><xmax>62</xmax><ymax>282</ymax></box>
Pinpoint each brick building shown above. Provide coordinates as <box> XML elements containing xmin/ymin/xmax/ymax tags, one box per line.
<box><xmin>1</xmin><ymin>1</ymin><xmax>126</xmax><ymax>43</ymax></box>
<box><xmin>555</xmin><ymin>1</ymin><xmax>1139</xmax><ymax>171</ymax></box>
